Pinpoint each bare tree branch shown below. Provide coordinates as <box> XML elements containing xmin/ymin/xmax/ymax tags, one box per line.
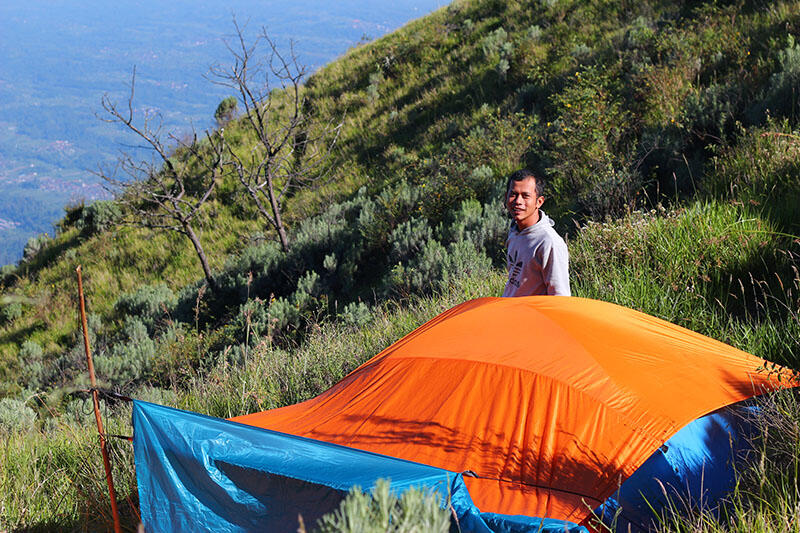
<box><xmin>208</xmin><ymin>20</ymin><xmax>343</xmax><ymax>252</ymax></box>
<box><xmin>96</xmin><ymin>73</ymin><xmax>227</xmax><ymax>290</ymax></box>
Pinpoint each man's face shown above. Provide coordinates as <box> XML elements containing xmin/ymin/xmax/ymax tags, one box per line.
<box><xmin>506</xmin><ymin>177</ymin><xmax>544</xmax><ymax>230</ymax></box>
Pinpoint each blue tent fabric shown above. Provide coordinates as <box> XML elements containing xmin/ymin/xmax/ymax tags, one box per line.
<box><xmin>593</xmin><ymin>403</ymin><xmax>756</xmax><ymax>532</ymax></box>
<box><xmin>133</xmin><ymin>401</ymin><xmax>587</xmax><ymax>533</ymax></box>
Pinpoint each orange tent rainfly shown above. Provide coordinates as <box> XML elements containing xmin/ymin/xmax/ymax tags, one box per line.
<box><xmin>133</xmin><ymin>296</ymin><xmax>795</xmax><ymax>532</ymax></box>
<box><xmin>233</xmin><ymin>297</ymin><xmax>790</xmax><ymax>524</ymax></box>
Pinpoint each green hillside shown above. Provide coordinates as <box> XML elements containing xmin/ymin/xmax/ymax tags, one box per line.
<box><xmin>2</xmin><ymin>0</ymin><xmax>800</xmax><ymax>530</ymax></box>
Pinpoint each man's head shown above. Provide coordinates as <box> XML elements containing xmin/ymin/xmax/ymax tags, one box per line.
<box><xmin>505</xmin><ymin>169</ymin><xmax>545</xmax><ymax>230</ymax></box>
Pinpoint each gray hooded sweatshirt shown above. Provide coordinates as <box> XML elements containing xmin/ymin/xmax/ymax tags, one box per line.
<box><xmin>502</xmin><ymin>210</ymin><xmax>571</xmax><ymax>297</ymax></box>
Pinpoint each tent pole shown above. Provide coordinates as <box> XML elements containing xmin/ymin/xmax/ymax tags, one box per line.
<box><xmin>76</xmin><ymin>265</ymin><xmax>122</xmax><ymax>533</ymax></box>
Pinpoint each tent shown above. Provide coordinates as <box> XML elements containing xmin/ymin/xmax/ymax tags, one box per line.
<box><xmin>133</xmin><ymin>296</ymin><xmax>792</xmax><ymax>532</ymax></box>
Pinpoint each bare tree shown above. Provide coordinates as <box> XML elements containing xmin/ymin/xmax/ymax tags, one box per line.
<box><xmin>98</xmin><ymin>69</ymin><xmax>226</xmax><ymax>290</ymax></box>
<box><xmin>209</xmin><ymin>21</ymin><xmax>342</xmax><ymax>252</ymax></box>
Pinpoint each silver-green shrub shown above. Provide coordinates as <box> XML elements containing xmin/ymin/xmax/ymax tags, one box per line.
<box><xmin>19</xmin><ymin>340</ymin><xmax>46</xmax><ymax>390</ymax></box>
<box><xmin>390</xmin><ymin>218</ymin><xmax>433</xmax><ymax>262</ymax></box>
<box><xmin>62</xmin><ymin>397</ymin><xmax>94</xmax><ymax>427</ymax></box>
<box><xmin>750</xmin><ymin>35</ymin><xmax>800</xmax><ymax>123</ymax></box>
<box><xmin>441</xmin><ymin>241</ymin><xmax>493</xmax><ymax>285</ymax></box>
<box><xmin>444</xmin><ymin>199</ymin><xmax>507</xmax><ymax>255</ymax></box>
<box><xmin>23</xmin><ymin>233</ymin><xmax>51</xmax><ymax>261</ymax></box>
<box><xmin>114</xmin><ymin>283</ymin><xmax>177</xmax><ymax>327</ymax></box>
<box><xmin>94</xmin><ymin>317</ymin><xmax>157</xmax><ymax>384</ymax></box>
<box><xmin>0</xmin><ymin>398</ymin><xmax>36</xmax><ymax>434</ymax></box>
<box><xmin>76</xmin><ymin>200</ymin><xmax>122</xmax><ymax>235</ymax></box>
<box><xmin>340</xmin><ymin>302</ymin><xmax>372</xmax><ymax>327</ymax></box>
<box><xmin>234</xmin><ymin>298</ymin><xmax>271</xmax><ymax>341</ymax></box>
<box><xmin>0</xmin><ymin>301</ymin><xmax>22</xmax><ymax>325</ymax></box>
<box><xmin>315</xmin><ymin>479</ymin><xmax>450</xmax><ymax>533</ymax></box>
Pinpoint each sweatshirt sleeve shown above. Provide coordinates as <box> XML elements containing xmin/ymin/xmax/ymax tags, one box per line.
<box><xmin>539</xmin><ymin>237</ymin><xmax>571</xmax><ymax>296</ymax></box>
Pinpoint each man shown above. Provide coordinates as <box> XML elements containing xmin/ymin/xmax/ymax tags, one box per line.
<box><xmin>503</xmin><ymin>169</ymin><xmax>570</xmax><ymax>297</ymax></box>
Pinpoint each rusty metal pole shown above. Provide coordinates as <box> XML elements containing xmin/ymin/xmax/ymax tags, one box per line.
<box><xmin>76</xmin><ymin>265</ymin><xmax>122</xmax><ymax>533</ymax></box>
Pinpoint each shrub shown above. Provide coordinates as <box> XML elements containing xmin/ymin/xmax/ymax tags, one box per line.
<box><xmin>469</xmin><ymin>165</ymin><xmax>494</xmax><ymax>185</ymax></box>
<box><xmin>216</xmin><ymin>241</ymin><xmax>283</xmax><ymax>300</ymax></box>
<box><xmin>385</xmin><ymin>145</ymin><xmax>417</xmax><ymax>168</ymax></box>
<box><xmin>389</xmin><ymin>218</ymin><xmax>433</xmax><ymax>262</ymax></box>
<box><xmin>462</xmin><ymin>19</ymin><xmax>475</xmax><ymax>34</ymax></box>
<box><xmin>367</xmin><ymin>70</ymin><xmax>384</xmax><ymax>104</ymax></box>
<box><xmin>77</xmin><ymin>200</ymin><xmax>122</xmax><ymax>236</ymax></box>
<box><xmin>360</xmin><ymin>182</ymin><xmax>422</xmax><ymax>249</ymax></box>
<box><xmin>624</xmin><ymin>16</ymin><xmax>656</xmax><ymax>50</ymax></box>
<box><xmin>684</xmin><ymin>83</ymin><xmax>739</xmax><ymax>140</ymax></box>
<box><xmin>217</xmin><ymin>289</ymin><xmax>305</xmax><ymax>343</ymax></box>
<box><xmin>749</xmin><ymin>35</ymin><xmax>800</xmax><ymax>124</ymax></box>
<box><xmin>19</xmin><ymin>340</ymin><xmax>45</xmax><ymax>390</ymax></box>
<box><xmin>441</xmin><ymin>241</ymin><xmax>493</xmax><ymax>286</ymax></box>
<box><xmin>416</xmin><ymin>113</ymin><xmax>536</xmax><ymax>221</ymax></box>
<box><xmin>214</xmin><ymin>96</ymin><xmax>238</xmax><ymax>126</ymax></box>
<box><xmin>1</xmin><ymin>301</ymin><xmax>23</xmax><ymax>325</ymax></box>
<box><xmin>266</xmin><ymin>297</ymin><xmax>300</xmax><ymax>334</ymax></box>
<box><xmin>481</xmin><ymin>27</ymin><xmax>509</xmax><ymax>57</ymax></box>
<box><xmin>49</xmin><ymin>313</ymin><xmax>103</xmax><ymax>387</ymax></box>
<box><xmin>315</xmin><ymin>479</ymin><xmax>450</xmax><ymax>533</ymax></box>
<box><xmin>339</xmin><ymin>302</ymin><xmax>372</xmax><ymax>327</ymax></box>
<box><xmin>323</xmin><ymin>253</ymin><xmax>337</xmax><ymax>273</ymax></box>
<box><xmin>0</xmin><ymin>398</ymin><xmax>36</xmax><ymax>434</ymax></box>
<box><xmin>526</xmin><ymin>25</ymin><xmax>542</xmax><ymax>42</ymax></box>
<box><xmin>480</xmin><ymin>27</ymin><xmax>514</xmax><ymax>80</ymax></box>
<box><xmin>570</xmin><ymin>43</ymin><xmax>592</xmax><ymax>61</ymax></box>
<box><xmin>0</xmin><ymin>263</ymin><xmax>16</xmax><ymax>281</ymax></box>
<box><xmin>233</xmin><ymin>297</ymin><xmax>272</xmax><ymax>342</ymax></box>
<box><xmin>293</xmin><ymin>271</ymin><xmax>322</xmax><ymax>310</ymax></box>
<box><xmin>23</xmin><ymin>233</ymin><xmax>52</xmax><ymax>261</ymax></box>
<box><xmin>94</xmin><ymin>317</ymin><xmax>157</xmax><ymax>385</ymax></box>
<box><xmin>390</xmin><ymin>239</ymin><xmax>448</xmax><ymax>295</ymax></box>
<box><xmin>444</xmin><ymin>198</ymin><xmax>507</xmax><ymax>259</ymax></box>
<box><xmin>547</xmin><ymin>67</ymin><xmax>638</xmax><ymax>218</ymax></box>
<box><xmin>114</xmin><ymin>283</ymin><xmax>177</xmax><ymax>327</ymax></box>
<box><xmin>137</xmin><ymin>386</ymin><xmax>179</xmax><ymax>407</ymax></box>
<box><xmin>62</xmin><ymin>397</ymin><xmax>94</xmax><ymax>427</ymax></box>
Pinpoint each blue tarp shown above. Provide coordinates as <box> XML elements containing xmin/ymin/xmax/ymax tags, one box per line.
<box><xmin>593</xmin><ymin>403</ymin><xmax>755</xmax><ymax>532</ymax></box>
<box><xmin>133</xmin><ymin>401</ymin><xmax>587</xmax><ymax>532</ymax></box>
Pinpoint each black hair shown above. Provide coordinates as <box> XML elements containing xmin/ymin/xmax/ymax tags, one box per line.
<box><xmin>506</xmin><ymin>168</ymin><xmax>545</xmax><ymax>197</ymax></box>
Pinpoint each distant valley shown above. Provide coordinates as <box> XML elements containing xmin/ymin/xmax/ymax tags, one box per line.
<box><xmin>0</xmin><ymin>0</ymin><xmax>441</xmax><ymax>265</ymax></box>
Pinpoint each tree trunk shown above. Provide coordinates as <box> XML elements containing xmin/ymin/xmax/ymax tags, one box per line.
<box><xmin>266</xmin><ymin>173</ymin><xmax>290</xmax><ymax>252</ymax></box>
<box><xmin>184</xmin><ymin>223</ymin><xmax>217</xmax><ymax>290</ymax></box>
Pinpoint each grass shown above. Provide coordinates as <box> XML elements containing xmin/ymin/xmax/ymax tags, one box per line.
<box><xmin>571</xmin><ymin>200</ymin><xmax>800</xmax><ymax>369</ymax></box>
<box><xmin>0</xmin><ymin>414</ymin><xmax>138</xmax><ymax>532</ymax></box>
